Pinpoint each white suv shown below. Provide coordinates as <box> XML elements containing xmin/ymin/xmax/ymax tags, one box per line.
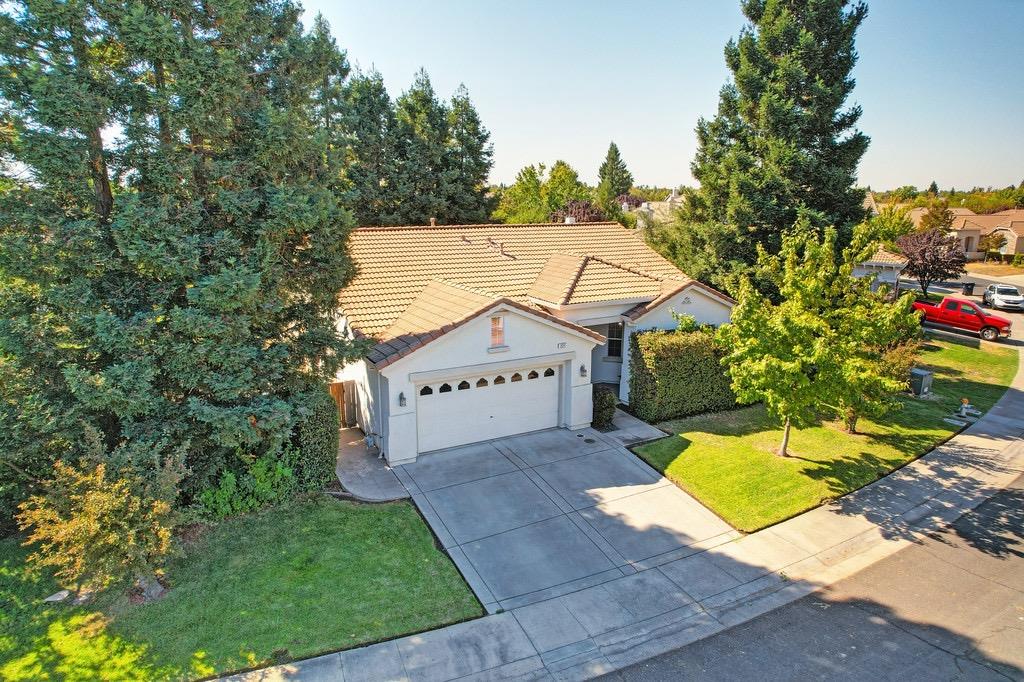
<box><xmin>983</xmin><ymin>284</ymin><xmax>1024</xmax><ymax>312</ymax></box>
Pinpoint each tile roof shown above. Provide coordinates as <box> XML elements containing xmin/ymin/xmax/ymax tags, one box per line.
<box><xmin>340</xmin><ymin>222</ymin><xmax>689</xmax><ymax>337</ymax></box>
<box><xmin>364</xmin><ymin>279</ymin><xmax>605</xmax><ymax>367</ymax></box>
<box><xmin>622</xmin><ymin>280</ymin><xmax>736</xmax><ymax>321</ymax></box>
<box><xmin>527</xmin><ymin>253</ymin><xmax>686</xmax><ymax>306</ymax></box>
<box><xmin>862</xmin><ymin>247</ymin><xmax>909</xmax><ymax>266</ymax></box>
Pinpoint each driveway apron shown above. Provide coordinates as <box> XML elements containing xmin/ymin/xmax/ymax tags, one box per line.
<box><xmin>393</xmin><ymin>427</ymin><xmax>736</xmax><ymax>613</ymax></box>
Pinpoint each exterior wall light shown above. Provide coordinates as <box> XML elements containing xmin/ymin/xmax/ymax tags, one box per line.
<box><xmin>398</xmin><ymin>392</ymin><xmax>406</xmax><ymax>407</ymax></box>
<box><xmin>580</xmin><ymin>364</ymin><xmax>588</xmax><ymax>378</ymax></box>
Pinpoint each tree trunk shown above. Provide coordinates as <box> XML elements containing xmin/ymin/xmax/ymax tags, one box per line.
<box><xmin>69</xmin><ymin>27</ymin><xmax>113</xmax><ymax>222</ymax></box>
<box><xmin>154</xmin><ymin>59</ymin><xmax>172</xmax><ymax>149</ymax></box>
<box><xmin>844</xmin><ymin>408</ymin><xmax>858</xmax><ymax>434</ymax></box>
<box><xmin>777</xmin><ymin>417</ymin><xmax>791</xmax><ymax>457</ymax></box>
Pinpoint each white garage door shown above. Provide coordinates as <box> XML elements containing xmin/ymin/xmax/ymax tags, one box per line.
<box><xmin>416</xmin><ymin>365</ymin><xmax>560</xmax><ymax>453</ymax></box>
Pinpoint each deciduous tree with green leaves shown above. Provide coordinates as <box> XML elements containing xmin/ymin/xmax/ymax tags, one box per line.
<box><xmin>918</xmin><ymin>200</ymin><xmax>955</xmax><ymax>231</ymax></box>
<box><xmin>718</xmin><ymin>224</ymin><xmax>918</xmax><ymax>455</ymax></box>
<box><xmin>670</xmin><ymin>0</ymin><xmax>870</xmax><ymax>294</ymax></box>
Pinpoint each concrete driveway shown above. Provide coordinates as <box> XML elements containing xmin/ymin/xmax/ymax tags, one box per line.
<box><xmin>393</xmin><ymin>428</ymin><xmax>737</xmax><ymax>613</ymax></box>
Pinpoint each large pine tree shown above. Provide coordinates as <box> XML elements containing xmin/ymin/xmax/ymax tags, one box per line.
<box><xmin>673</xmin><ymin>0</ymin><xmax>870</xmax><ymax>293</ymax></box>
<box><xmin>443</xmin><ymin>84</ymin><xmax>494</xmax><ymax>223</ymax></box>
<box><xmin>596</xmin><ymin>142</ymin><xmax>633</xmax><ymax>213</ymax></box>
<box><xmin>392</xmin><ymin>69</ymin><xmax>450</xmax><ymax>224</ymax></box>
<box><xmin>342</xmin><ymin>70</ymin><xmax>402</xmax><ymax>225</ymax></box>
<box><xmin>0</xmin><ymin>0</ymin><xmax>360</xmax><ymax>523</ymax></box>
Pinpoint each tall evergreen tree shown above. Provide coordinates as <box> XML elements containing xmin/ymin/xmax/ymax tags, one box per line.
<box><xmin>927</xmin><ymin>180</ymin><xmax>939</xmax><ymax>195</ymax></box>
<box><xmin>392</xmin><ymin>69</ymin><xmax>450</xmax><ymax>224</ymax></box>
<box><xmin>672</xmin><ymin>0</ymin><xmax>870</xmax><ymax>294</ymax></box>
<box><xmin>0</xmin><ymin>0</ymin><xmax>360</xmax><ymax>525</ymax></box>
<box><xmin>597</xmin><ymin>142</ymin><xmax>634</xmax><ymax>197</ymax></box>
<box><xmin>596</xmin><ymin>142</ymin><xmax>633</xmax><ymax>212</ymax></box>
<box><xmin>443</xmin><ymin>84</ymin><xmax>494</xmax><ymax>223</ymax></box>
<box><xmin>342</xmin><ymin>70</ymin><xmax>402</xmax><ymax>225</ymax></box>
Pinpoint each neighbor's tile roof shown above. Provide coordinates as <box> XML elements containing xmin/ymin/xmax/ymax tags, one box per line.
<box><xmin>341</xmin><ymin>222</ymin><xmax>687</xmax><ymax>337</ymax></box>
<box><xmin>862</xmin><ymin>247</ymin><xmax>909</xmax><ymax>266</ymax></box>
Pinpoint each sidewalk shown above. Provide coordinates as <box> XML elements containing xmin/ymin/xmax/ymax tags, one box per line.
<box><xmin>229</xmin><ymin>345</ymin><xmax>1024</xmax><ymax>682</ymax></box>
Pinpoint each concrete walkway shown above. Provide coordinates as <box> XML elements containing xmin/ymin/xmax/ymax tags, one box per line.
<box><xmin>605</xmin><ymin>472</ymin><xmax>1024</xmax><ymax>680</ymax></box>
<box><xmin>231</xmin><ymin>344</ymin><xmax>1024</xmax><ymax>681</ymax></box>
<box><xmin>602</xmin><ymin>409</ymin><xmax>666</xmax><ymax>448</ymax></box>
<box><xmin>335</xmin><ymin>427</ymin><xmax>408</xmax><ymax>502</ymax></box>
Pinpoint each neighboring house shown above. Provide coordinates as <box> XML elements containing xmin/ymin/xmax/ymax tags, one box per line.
<box><xmin>862</xmin><ymin>190</ymin><xmax>880</xmax><ymax>217</ymax></box>
<box><xmin>854</xmin><ymin>247</ymin><xmax>909</xmax><ymax>291</ymax></box>
<box><xmin>334</xmin><ymin>221</ymin><xmax>734</xmax><ymax>465</ymax></box>
<box><xmin>907</xmin><ymin>207</ymin><xmax>1024</xmax><ymax>259</ymax></box>
<box><xmin>636</xmin><ymin>188</ymin><xmax>683</xmax><ymax>226</ymax></box>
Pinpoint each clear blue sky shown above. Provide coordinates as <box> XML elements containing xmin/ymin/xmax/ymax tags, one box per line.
<box><xmin>302</xmin><ymin>0</ymin><xmax>1024</xmax><ymax>191</ymax></box>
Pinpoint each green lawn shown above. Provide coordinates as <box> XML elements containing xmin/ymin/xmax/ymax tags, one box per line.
<box><xmin>636</xmin><ymin>336</ymin><xmax>1018</xmax><ymax>532</ymax></box>
<box><xmin>1</xmin><ymin>497</ymin><xmax>482</xmax><ymax>681</ymax></box>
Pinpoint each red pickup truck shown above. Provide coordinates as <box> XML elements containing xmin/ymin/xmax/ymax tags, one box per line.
<box><xmin>912</xmin><ymin>296</ymin><xmax>1012</xmax><ymax>341</ymax></box>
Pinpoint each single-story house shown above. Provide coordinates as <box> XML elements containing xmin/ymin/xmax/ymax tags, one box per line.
<box><xmin>854</xmin><ymin>247</ymin><xmax>909</xmax><ymax>290</ymax></box>
<box><xmin>333</xmin><ymin>221</ymin><xmax>734</xmax><ymax>465</ymax></box>
<box><xmin>907</xmin><ymin>207</ymin><xmax>1024</xmax><ymax>259</ymax></box>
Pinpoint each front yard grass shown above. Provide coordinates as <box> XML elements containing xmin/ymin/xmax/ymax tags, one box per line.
<box><xmin>636</xmin><ymin>336</ymin><xmax>1018</xmax><ymax>533</ymax></box>
<box><xmin>1</xmin><ymin>497</ymin><xmax>482</xmax><ymax>681</ymax></box>
<box><xmin>966</xmin><ymin>261</ymin><xmax>1024</xmax><ymax>277</ymax></box>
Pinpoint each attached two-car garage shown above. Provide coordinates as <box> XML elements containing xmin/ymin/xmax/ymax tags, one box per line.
<box><xmin>416</xmin><ymin>364</ymin><xmax>561</xmax><ymax>453</ymax></box>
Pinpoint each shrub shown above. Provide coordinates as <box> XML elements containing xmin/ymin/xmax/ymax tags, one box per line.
<box><xmin>293</xmin><ymin>387</ymin><xmax>340</xmax><ymax>490</ymax></box>
<box><xmin>17</xmin><ymin>457</ymin><xmax>181</xmax><ymax>592</ymax></box>
<box><xmin>629</xmin><ymin>329</ymin><xmax>736</xmax><ymax>423</ymax></box>
<box><xmin>1014</xmin><ymin>254</ymin><xmax>1024</xmax><ymax>267</ymax></box>
<box><xmin>198</xmin><ymin>449</ymin><xmax>297</xmax><ymax>518</ymax></box>
<box><xmin>592</xmin><ymin>385</ymin><xmax>618</xmax><ymax>428</ymax></box>
<box><xmin>879</xmin><ymin>340</ymin><xmax>920</xmax><ymax>389</ymax></box>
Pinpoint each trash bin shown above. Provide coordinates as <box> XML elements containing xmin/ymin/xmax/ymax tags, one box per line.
<box><xmin>962</xmin><ymin>282</ymin><xmax>976</xmax><ymax>296</ymax></box>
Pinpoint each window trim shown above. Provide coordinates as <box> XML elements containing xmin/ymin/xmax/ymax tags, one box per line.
<box><xmin>605</xmin><ymin>322</ymin><xmax>624</xmax><ymax>359</ymax></box>
<box><xmin>489</xmin><ymin>315</ymin><xmax>507</xmax><ymax>350</ymax></box>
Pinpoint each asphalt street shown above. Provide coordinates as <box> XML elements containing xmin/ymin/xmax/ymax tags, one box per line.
<box><xmin>602</xmin><ymin>474</ymin><xmax>1024</xmax><ymax>681</ymax></box>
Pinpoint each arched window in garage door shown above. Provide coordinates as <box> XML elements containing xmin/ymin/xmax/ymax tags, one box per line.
<box><xmin>419</xmin><ymin>385</ymin><xmax>433</xmax><ymax>396</ymax></box>
<box><xmin>457</xmin><ymin>380</ymin><xmax>471</xmax><ymax>390</ymax></box>
<box><xmin>476</xmin><ymin>378</ymin><xmax>489</xmax><ymax>387</ymax></box>
<box><xmin>543</xmin><ymin>367</ymin><xmax>555</xmax><ymax>377</ymax></box>
<box><xmin>439</xmin><ymin>383</ymin><xmax>452</xmax><ymax>393</ymax></box>
<box><xmin>510</xmin><ymin>373</ymin><xmax>522</xmax><ymax>382</ymax></box>
<box><xmin>527</xmin><ymin>370</ymin><xmax>539</xmax><ymax>379</ymax></box>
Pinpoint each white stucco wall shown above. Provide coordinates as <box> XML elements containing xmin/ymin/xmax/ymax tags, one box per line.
<box><xmin>618</xmin><ymin>287</ymin><xmax>733</xmax><ymax>403</ymax></box>
<box><xmin>853</xmin><ymin>264</ymin><xmax>905</xmax><ymax>290</ymax></box>
<box><xmin>336</xmin><ymin>357</ymin><xmax>382</xmax><ymax>445</ymax></box>
<box><xmin>377</xmin><ymin>306</ymin><xmax>598</xmax><ymax>465</ymax></box>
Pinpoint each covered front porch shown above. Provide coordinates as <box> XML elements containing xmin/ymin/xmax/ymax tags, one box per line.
<box><xmin>584</xmin><ymin>320</ymin><xmax>625</xmax><ymax>399</ymax></box>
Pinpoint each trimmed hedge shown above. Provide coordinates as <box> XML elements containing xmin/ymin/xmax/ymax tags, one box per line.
<box><xmin>292</xmin><ymin>387</ymin><xmax>340</xmax><ymax>490</ymax></box>
<box><xmin>592</xmin><ymin>385</ymin><xmax>618</xmax><ymax>428</ymax></box>
<box><xmin>628</xmin><ymin>329</ymin><xmax>736</xmax><ymax>423</ymax></box>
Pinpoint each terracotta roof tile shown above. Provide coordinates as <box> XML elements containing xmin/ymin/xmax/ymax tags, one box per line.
<box><xmin>340</xmin><ymin>222</ymin><xmax>689</xmax><ymax>336</ymax></box>
<box><xmin>862</xmin><ymin>247</ymin><xmax>909</xmax><ymax>266</ymax></box>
